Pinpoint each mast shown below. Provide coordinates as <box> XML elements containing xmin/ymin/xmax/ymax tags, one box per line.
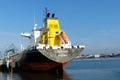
<box><xmin>44</xmin><ymin>8</ymin><xmax>49</xmax><ymax>18</ymax></box>
<box><xmin>43</xmin><ymin>8</ymin><xmax>49</xmax><ymax>26</ymax></box>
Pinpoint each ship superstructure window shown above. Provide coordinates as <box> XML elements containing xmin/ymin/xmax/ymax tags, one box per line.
<box><xmin>49</xmin><ymin>24</ymin><xmax>58</xmax><ymax>29</ymax></box>
<box><xmin>49</xmin><ymin>24</ymin><xmax>53</xmax><ymax>28</ymax></box>
<box><xmin>54</xmin><ymin>24</ymin><xmax>58</xmax><ymax>29</ymax></box>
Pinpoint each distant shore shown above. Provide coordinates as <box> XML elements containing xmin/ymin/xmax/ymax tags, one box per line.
<box><xmin>76</xmin><ymin>53</ymin><xmax>120</xmax><ymax>59</ymax></box>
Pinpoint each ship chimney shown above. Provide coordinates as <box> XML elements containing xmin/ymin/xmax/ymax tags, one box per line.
<box><xmin>47</xmin><ymin>13</ymin><xmax>50</xmax><ymax>18</ymax></box>
<box><xmin>52</xmin><ymin>13</ymin><xmax>55</xmax><ymax>18</ymax></box>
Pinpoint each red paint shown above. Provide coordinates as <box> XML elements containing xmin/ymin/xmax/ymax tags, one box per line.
<box><xmin>21</xmin><ymin>61</ymin><xmax>69</xmax><ymax>71</ymax></box>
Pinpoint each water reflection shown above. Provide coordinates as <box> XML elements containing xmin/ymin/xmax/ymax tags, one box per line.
<box><xmin>0</xmin><ymin>71</ymin><xmax>71</xmax><ymax>80</ymax></box>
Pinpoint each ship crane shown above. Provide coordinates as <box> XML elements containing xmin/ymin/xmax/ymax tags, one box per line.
<box><xmin>4</xmin><ymin>43</ymin><xmax>18</xmax><ymax>58</ymax></box>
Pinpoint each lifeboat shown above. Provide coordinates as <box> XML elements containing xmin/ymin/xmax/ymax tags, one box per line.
<box><xmin>60</xmin><ymin>31</ymin><xmax>69</xmax><ymax>44</ymax></box>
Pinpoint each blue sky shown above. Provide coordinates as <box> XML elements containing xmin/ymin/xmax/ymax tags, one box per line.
<box><xmin>0</xmin><ymin>0</ymin><xmax>120</xmax><ymax>54</ymax></box>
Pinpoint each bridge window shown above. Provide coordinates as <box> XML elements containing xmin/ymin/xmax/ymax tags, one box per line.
<box><xmin>54</xmin><ymin>24</ymin><xmax>58</xmax><ymax>29</ymax></box>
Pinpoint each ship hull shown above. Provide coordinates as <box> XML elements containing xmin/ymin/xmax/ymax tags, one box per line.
<box><xmin>8</xmin><ymin>46</ymin><xmax>84</xmax><ymax>72</ymax></box>
<box><xmin>14</xmin><ymin>49</ymin><xmax>67</xmax><ymax>71</ymax></box>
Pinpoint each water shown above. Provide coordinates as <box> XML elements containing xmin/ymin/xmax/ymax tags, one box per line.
<box><xmin>0</xmin><ymin>58</ymin><xmax>120</xmax><ymax>80</ymax></box>
<box><xmin>65</xmin><ymin>58</ymin><xmax>120</xmax><ymax>80</ymax></box>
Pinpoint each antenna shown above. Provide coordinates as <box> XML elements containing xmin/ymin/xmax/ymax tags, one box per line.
<box><xmin>34</xmin><ymin>8</ymin><xmax>36</xmax><ymax>25</ymax></box>
<box><xmin>43</xmin><ymin>7</ymin><xmax>49</xmax><ymax>23</ymax></box>
<box><xmin>43</xmin><ymin>7</ymin><xmax>49</xmax><ymax>18</ymax></box>
<box><xmin>45</xmin><ymin>7</ymin><xmax>49</xmax><ymax>16</ymax></box>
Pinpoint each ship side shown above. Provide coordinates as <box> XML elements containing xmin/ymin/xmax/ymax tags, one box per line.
<box><xmin>13</xmin><ymin>44</ymin><xmax>84</xmax><ymax>71</ymax></box>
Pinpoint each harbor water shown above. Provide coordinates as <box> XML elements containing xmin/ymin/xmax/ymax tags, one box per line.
<box><xmin>0</xmin><ymin>58</ymin><xmax>120</xmax><ymax>80</ymax></box>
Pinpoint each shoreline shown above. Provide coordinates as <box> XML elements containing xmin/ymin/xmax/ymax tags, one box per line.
<box><xmin>76</xmin><ymin>53</ymin><xmax>120</xmax><ymax>59</ymax></box>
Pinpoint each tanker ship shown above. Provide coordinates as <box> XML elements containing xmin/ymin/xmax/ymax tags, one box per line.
<box><xmin>5</xmin><ymin>9</ymin><xmax>85</xmax><ymax>72</ymax></box>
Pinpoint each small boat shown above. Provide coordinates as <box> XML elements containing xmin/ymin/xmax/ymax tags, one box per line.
<box><xmin>4</xmin><ymin>9</ymin><xmax>85</xmax><ymax>72</ymax></box>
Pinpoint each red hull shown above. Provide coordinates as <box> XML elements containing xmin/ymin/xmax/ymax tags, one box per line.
<box><xmin>11</xmin><ymin>49</ymin><xmax>72</xmax><ymax>72</ymax></box>
<box><xmin>20</xmin><ymin>62</ymin><xmax>68</xmax><ymax>71</ymax></box>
